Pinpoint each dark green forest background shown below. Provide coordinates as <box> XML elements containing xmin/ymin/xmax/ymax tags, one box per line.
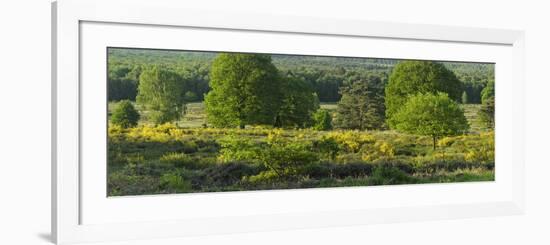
<box><xmin>108</xmin><ymin>48</ymin><xmax>494</xmax><ymax>105</ymax></box>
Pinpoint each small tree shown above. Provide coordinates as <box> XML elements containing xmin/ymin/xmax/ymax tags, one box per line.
<box><xmin>137</xmin><ymin>66</ymin><xmax>186</xmax><ymax>124</ymax></box>
<box><xmin>390</xmin><ymin>93</ymin><xmax>469</xmax><ymax>150</ymax></box>
<box><xmin>312</xmin><ymin>109</ymin><xmax>333</xmax><ymax>131</ymax></box>
<box><xmin>111</xmin><ymin>100</ymin><xmax>140</xmax><ymax>128</ymax></box>
<box><xmin>462</xmin><ymin>91</ymin><xmax>469</xmax><ymax>104</ymax></box>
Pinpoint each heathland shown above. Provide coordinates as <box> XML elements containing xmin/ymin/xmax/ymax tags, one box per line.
<box><xmin>107</xmin><ymin>48</ymin><xmax>495</xmax><ymax>196</ymax></box>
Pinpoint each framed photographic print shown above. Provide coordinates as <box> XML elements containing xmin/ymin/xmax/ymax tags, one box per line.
<box><xmin>52</xmin><ymin>0</ymin><xmax>525</xmax><ymax>244</ymax></box>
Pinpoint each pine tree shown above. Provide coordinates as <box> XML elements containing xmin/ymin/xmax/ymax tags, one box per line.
<box><xmin>334</xmin><ymin>76</ymin><xmax>385</xmax><ymax>130</ymax></box>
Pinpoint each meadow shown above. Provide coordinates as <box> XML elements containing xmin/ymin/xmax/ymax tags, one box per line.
<box><xmin>107</xmin><ymin>102</ymin><xmax>494</xmax><ymax>196</ymax></box>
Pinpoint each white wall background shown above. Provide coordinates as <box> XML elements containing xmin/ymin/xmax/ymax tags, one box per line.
<box><xmin>0</xmin><ymin>0</ymin><xmax>548</xmax><ymax>244</ymax></box>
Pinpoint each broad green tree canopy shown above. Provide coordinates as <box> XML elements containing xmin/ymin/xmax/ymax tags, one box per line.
<box><xmin>205</xmin><ymin>53</ymin><xmax>282</xmax><ymax>128</ymax></box>
<box><xmin>385</xmin><ymin>61</ymin><xmax>463</xmax><ymax>128</ymax></box>
<box><xmin>274</xmin><ymin>75</ymin><xmax>319</xmax><ymax>128</ymax></box>
<box><xmin>390</xmin><ymin>92</ymin><xmax>469</xmax><ymax>149</ymax></box>
<box><xmin>137</xmin><ymin>66</ymin><xmax>186</xmax><ymax>124</ymax></box>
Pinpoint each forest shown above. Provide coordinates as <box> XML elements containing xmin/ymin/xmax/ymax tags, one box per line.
<box><xmin>107</xmin><ymin>48</ymin><xmax>495</xmax><ymax>196</ymax></box>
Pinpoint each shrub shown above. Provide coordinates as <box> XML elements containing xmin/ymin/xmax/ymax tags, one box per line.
<box><xmin>312</xmin><ymin>109</ymin><xmax>333</xmax><ymax>131</ymax></box>
<box><xmin>159</xmin><ymin>152</ymin><xmax>197</xmax><ymax>168</ymax></box>
<box><xmin>368</xmin><ymin>165</ymin><xmax>414</xmax><ymax>185</ymax></box>
<box><xmin>111</xmin><ymin>100</ymin><xmax>140</xmax><ymax>128</ymax></box>
<box><xmin>258</xmin><ymin>141</ymin><xmax>319</xmax><ymax>178</ymax></box>
<box><xmin>413</xmin><ymin>159</ymin><xmax>493</xmax><ymax>175</ymax></box>
<box><xmin>243</xmin><ymin>170</ymin><xmax>280</xmax><ymax>185</ymax></box>
<box><xmin>331</xmin><ymin>162</ymin><xmax>374</xmax><ymax>178</ymax></box>
<box><xmin>325</xmin><ymin>131</ymin><xmax>376</xmax><ymax>153</ymax></box>
<box><xmin>371</xmin><ymin>160</ymin><xmax>415</xmax><ymax>174</ymax></box>
<box><xmin>107</xmin><ymin>171</ymin><xmax>158</xmax><ymax>196</ymax></box>
<box><xmin>125</xmin><ymin>123</ymin><xmax>183</xmax><ymax>142</ymax></box>
<box><xmin>462</xmin><ymin>132</ymin><xmax>494</xmax><ymax>164</ymax></box>
<box><xmin>335</xmin><ymin>153</ymin><xmax>363</xmax><ymax>163</ymax></box>
<box><xmin>424</xmin><ymin>167</ymin><xmax>494</xmax><ymax>183</ymax></box>
<box><xmin>300</xmin><ymin>163</ymin><xmax>333</xmax><ymax>179</ymax></box>
<box><xmin>159</xmin><ymin>172</ymin><xmax>193</xmax><ymax>193</ymax></box>
<box><xmin>204</xmin><ymin>162</ymin><xmax>262</xmax><ymax>187</ymax></box>
<box><xmin>465</xmin><ymin>147</ymin><xmax>494</xmax><ymax>163</ymax></box>
<box><xmin>312</xmin><ymin>137</ymin><xmax>340</xmax><ymax>160</ymax></box>
<box><xmin>181</xmin><ymin>140</ymin><xmax>199</xmax><ymax>153</ymax></box>
<box><xmin>361</xmin><ymin>141</ymin><xmax>395</xmax><ymax>161</ymax></box>
<box><xmin>219</xmin><ymin>133</ymin><xmax>319</xmax><ymax>178</ymax></box>
<box><xmin>217</xmin><ymin>135</ymin><xmax>263</xmax><ymax>163</ymax></box>
<box><xmin>107</xmin><ymin>115</ymin><xmax>494</xmax><ymax>195</ymax></box>
<box><xmin>437</xmin><ymin>136</ymin><xmax>456</xmax><ymax>147</ymax></box>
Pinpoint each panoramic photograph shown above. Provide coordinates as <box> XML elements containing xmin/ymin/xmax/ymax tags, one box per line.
<box><xmin>107</xmin><ymin>47</ymin><xmax>495</xmax><ymax>196</ymax></box>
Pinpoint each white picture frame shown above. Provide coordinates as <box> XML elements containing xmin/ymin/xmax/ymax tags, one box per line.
<box><xmin>52</xmin><ymin>0</ymin><xmax>525</xmax><ymax>244</ymax></box>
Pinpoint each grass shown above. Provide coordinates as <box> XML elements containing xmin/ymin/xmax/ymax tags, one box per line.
<box><xmin>109</xmin><ymin>101</ymin><xmax>207</xmax><ymax>128</ymax></box>
<box><xmin>107</xmin><ymin>124</ymin><xmax>494</xmax><ymax>196</ymax></box>
<box><xmin>107</xmin><ymin>101</ymin><xmax>495</xmax><ymax>196</ymax></box>
<box><xmin>109</xmin><ymin>102</ymin><xmax>337</xmax><ymax>128</ymax></box>
<box><xmin>109</xmin><ymin>102</ymin><xmax>488</xmax><ymax>132</ymax></box>
<box><xmin>461</xmin><ymin>104</ymin><xmax>487</xmax><ymax>133</ymax></box>
<box><xmin>179</xmin><ymin>103</ymin><xmax>206</xmax><ymax>128</ymax></box>
<box><xmin>320</xmin><ymin>103</ymin><xmax>338</xmax><ymax>111</ymax></box>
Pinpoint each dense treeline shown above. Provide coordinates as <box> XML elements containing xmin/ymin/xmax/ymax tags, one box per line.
<box><xmin>108</xmin><ymin>48</ymin><xmax>493</xmax><ymax>104</ymax></box>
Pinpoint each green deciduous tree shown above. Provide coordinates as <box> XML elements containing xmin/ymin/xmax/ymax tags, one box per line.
<box><xmin>390</xmin><ymin>92</ymin><xmax>469</xmax><ymax>150</ymax></box>
<box><xmin>110</xmin><ymin>100</ymin><xmax>140</xmax><ymax>128</ymax></box>
<box><xmin>312</xmin><ymin>109</ymin><xmax>333</xmax><ymax>131</ymax></box>
<box><xmin>137</xmin><ymin>66</ymin><xmax>186</xmax><ymax>124</ymax></box>
<box><xmin>385</xmin><ymin>61</ymin><xmax>463</xmax><ymax>128</ymax></box>
<box><xmin>274</xmin><ymin>75</ymin><xmax>319</xmax><ymax>128</ymax></box>
<box><xmin>334</xmin><ymin>76</ymin><xmax>385</xmax><ymax>130</ymax></box>
<box><xmin>108</xmin><ymin>78</ymin><xmax>138</xmax><ymax>101</ymax></box>
<box><xmin>205</xmin><ymin>53</ymin><xmax>282</xmax><ymax>128</ymax></box>
<box><xmin>108</xmin><ymin>65</ymin><xmax>141</xmax><ymax>101</ymax></box>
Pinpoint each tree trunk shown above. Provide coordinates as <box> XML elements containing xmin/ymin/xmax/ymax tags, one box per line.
<box><xmin>432</xmin><ymin>136</ymin><xmax>437</xmax><ymax>150</ymax></box>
